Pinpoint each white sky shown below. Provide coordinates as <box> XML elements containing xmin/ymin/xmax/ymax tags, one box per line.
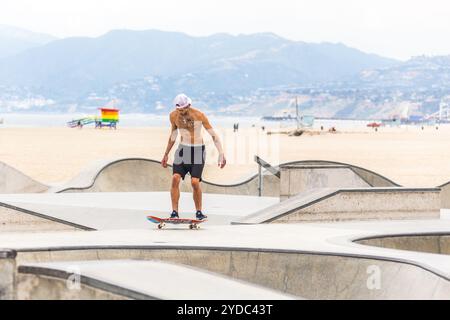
<box><xmin>1</xmin><ymin>0</ymin><xmax>450</xmax><ymax>60</ymax></box>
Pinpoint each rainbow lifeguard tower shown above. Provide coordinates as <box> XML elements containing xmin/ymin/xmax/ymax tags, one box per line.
<box><xmin>95</xmin><ymin>108</ymin><xmax>120</xmax><ymax>129</ymax></box>
<box><xmin>67</xmin><ymin>108</ymin><xmax>120</xmax><ymax>129</ymax></box>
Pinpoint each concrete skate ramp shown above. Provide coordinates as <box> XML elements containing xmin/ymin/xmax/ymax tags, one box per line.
<box><xmin>49</xmin><ymin>158</ymin><xmax>400</xmax><ymax>195</ymax></box>
<box><xmin>50</xmin><ymin>157</ymin><xmax>281</xmax><ymax>196</ymax></box>
<box><xmin>4</xmin><ymin>221</ymin><xmax>450</xmax><ymax>299</ymax></box>
<box><xmin>0</xmin><ymin>162</ymin><xmax>48</xmax><ymax>194</ymax></box>
<box><xmin>356</xmin><ymin>233</ymin><xmax>450</xmax><ymax>255</ymax></box>
<box><xmin>439</xmin><ymin>181</ymin><xmax>450</xmax><ymax>209</ymax></box>
<box><xmin>0</xmin><ymin>192</ymin><xmax>278</xmax><ymax>232</ymax></box>
<box><xmin>0</xmin><ymin>158</ymin><xmax>400</xmax><ymax>195</ymax></box>
<box><xmin>17</xmin><ymin>260</ymin><xmax>294</xmax><ymax>300</ymax></box>
<box><xmin>280</xmin><ymin>164</ymin><xmax>371</xmax><ymax>200</ymax></box>
<box><xmin>233</xmin><ymin>187</ymin><xmax>441</xmax><ymax>224</ymax></box>
<box><xmin>280</xmin><ymin>160</ymin><xmax>400</xmax><ymax>188</ymax></box>
<box><xmin>0</xmin><ymin>201</ymin><xmax>91</xmax><ymax>232</ymax></box>
<box><xmin>10</xmin><ymin>246</ymin><xmax>450</xmax><ymax>300</ymax></box>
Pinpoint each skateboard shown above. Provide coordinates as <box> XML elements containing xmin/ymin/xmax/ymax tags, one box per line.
<box><xmin>147</xmin><ymin>215</ymin><xmax>207</xmax><ymax>230</ymax></box>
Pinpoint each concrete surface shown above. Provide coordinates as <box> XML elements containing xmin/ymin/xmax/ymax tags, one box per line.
<box><xmin>234</xmin><ymin>187</ymin><xmax>441</xmax><ymax>224</ymax></box>
<box><xmin>17</xmin><ymin>260</ymin><xmax>295</xmax><ymax>300</ymax></box>
<box><xmin>2</xmin><ymin>220</ymin><xmax>450</xmax><ymax>299</ymax></box>
<box><xmin>280</xmin><ymin>165</ymin><xmax>370</xmax><ymax>200</ymax></box>
<box><xmin>0</xmin><ymin>192</ymin><xmax>279</xmax><ymax>231</ymax></box>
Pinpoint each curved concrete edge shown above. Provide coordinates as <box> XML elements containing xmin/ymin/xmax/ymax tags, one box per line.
<box><xmin>11</xmin><ymin>245</ymin><xmax>450</xmax><ymax>299</ymax></box>
<box><xmin>352</xmin><ymin>232</ymin><xmax>450</xmax><ymax>255</ymax></box>
<box><xmin>0</xmin><ymin>202</ymin><xmax>94</xmax><ymax>232</ymax></box>
<box><xmin>0</xmin><ymin>162</ymin><xmax>49</xmax><ymax>194</ymax></box>
<box><xmin>233</xmin><ymin>187</ymin><xmax>441</xmax><ymax>224</ymax></box>
<box><xmin>46</xmin><ymin>158</ymin><xmax>400</xmax><ymax>194</ymax></box>
<box><xmin>354</xmin><ymin>231</ymin><xmax>450</xmax><ymax>243</ymax></box>
<box><xmin>17</xmin><ymin>260</ymin><xmax>295</xmax><ymax>300</ymax></box>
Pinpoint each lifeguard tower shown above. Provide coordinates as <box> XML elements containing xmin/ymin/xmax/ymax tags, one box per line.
<box><xmin>95</xmin><ymin>108</ymin><xmax>120</xmax><ymax>129</ymax></box>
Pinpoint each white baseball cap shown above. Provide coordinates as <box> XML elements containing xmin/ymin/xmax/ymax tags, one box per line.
<box><xmin>174</xmin><ymin>93</ymin><xmax>192</xmax><ymax>109</ymax></box>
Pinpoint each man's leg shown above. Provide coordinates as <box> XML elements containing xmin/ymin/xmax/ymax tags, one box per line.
<box><xmin>191</xmin><ymin>177</ymin><xmax>202</xmax><ymax>212</ymax></box>
<box><xmin>171</xmin><ymin>174</ymin><xmax>182</xmax><ymax>212</ymax></box>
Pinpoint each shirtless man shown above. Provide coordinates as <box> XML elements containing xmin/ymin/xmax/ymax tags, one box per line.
<box><xmin>161</xmin><ymin>94</ymin><xmax>226</xmax><ymax>220</ymax></box>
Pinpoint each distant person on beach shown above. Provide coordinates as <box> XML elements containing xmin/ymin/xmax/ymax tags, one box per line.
<box><xmin>161</xmin><ymin>94</ymin><xmax>226</xmax><ymax>220</ymax></box>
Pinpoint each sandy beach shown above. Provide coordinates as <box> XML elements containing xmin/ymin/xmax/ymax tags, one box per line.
<box><xmin>1</xmin><ymin>125</ymin><xmax>449</xmax><ymax>187</ymax></box>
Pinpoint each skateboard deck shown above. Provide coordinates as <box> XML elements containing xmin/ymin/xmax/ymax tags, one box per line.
<box><xmin>147</xmin><ymin>215</ymin><xmax>206</xmax><ymax>229</ymax></box>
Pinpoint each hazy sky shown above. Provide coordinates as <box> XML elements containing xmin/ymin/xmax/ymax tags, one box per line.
<box><xmin>1</xmin><ymin>0</ymin><xmax>450</xmax><ymax>60</ymax></box>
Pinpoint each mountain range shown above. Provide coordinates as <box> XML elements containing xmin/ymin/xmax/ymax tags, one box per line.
<box><xmin>0</xmin><ymin>28</ymin><xmax>395</xmax><ymax>98</ymax></box>
<box><xmin>0</xmin><ymin>26</ymin><xmax>449</xmax><ymax>119</ymax></box>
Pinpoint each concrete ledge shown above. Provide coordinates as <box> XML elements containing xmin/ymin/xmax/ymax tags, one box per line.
<box><xmin>233</xmin><ymin>187</ymin><xmax>441</xmax><ymax>224</ymax></box>
<box><xmin>0</xmin><ymin>249</ymin><xmax>16</xmax><ymax>300</ymax></box>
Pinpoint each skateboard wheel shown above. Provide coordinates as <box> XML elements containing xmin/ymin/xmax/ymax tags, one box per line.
<box><xmin>189</xmin><ymin>224</ymin><xmax>194</xmax><ymax>230</ymax></box>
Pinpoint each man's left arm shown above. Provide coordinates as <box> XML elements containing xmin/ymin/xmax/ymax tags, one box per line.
<box><xmin>202</xmin><ymin>113</ymin><xmax>226</xmax><ymax>168</ymax></box>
